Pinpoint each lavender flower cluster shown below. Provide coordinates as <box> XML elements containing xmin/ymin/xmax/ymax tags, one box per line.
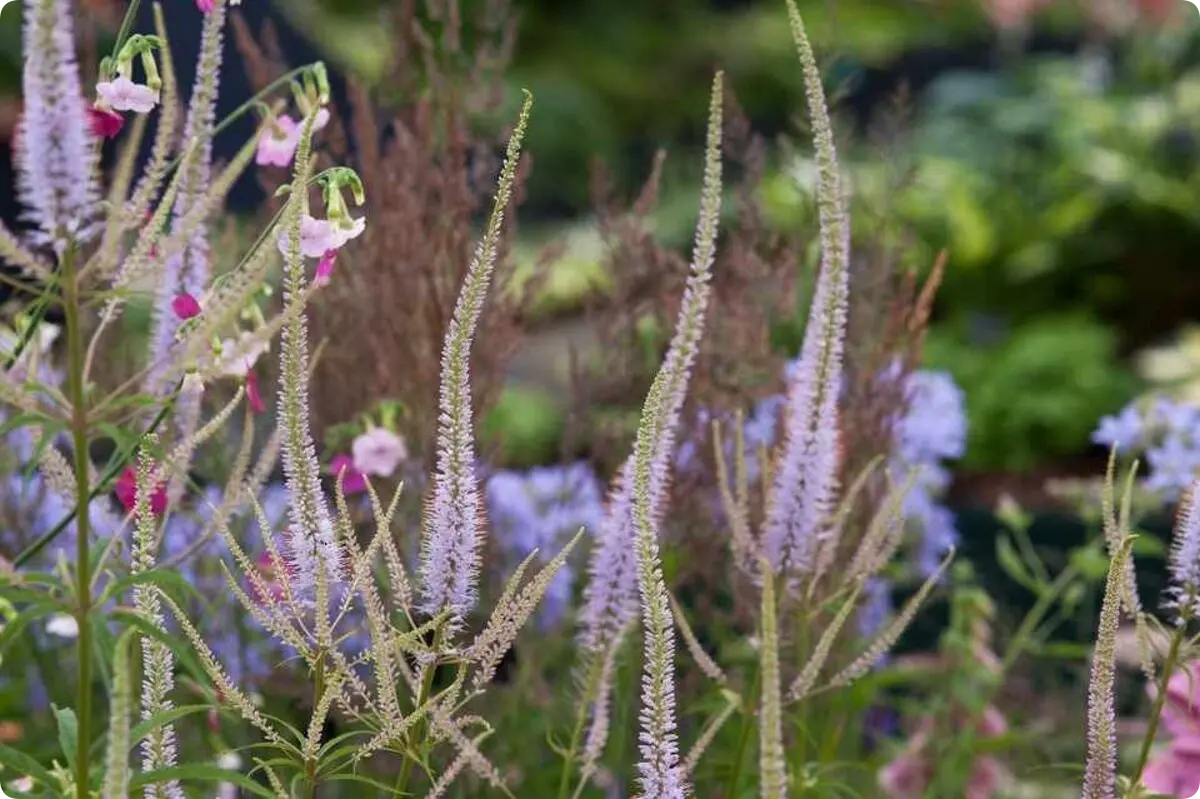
<box><xmin>892</xmin><ymin>368</ymin><xmax>968</xmax><ymax>578</ymax></box>
<box><xmin>485</xmin><ymin>462</ymin><xmax>606</xmax><ymax>625</ymax></box>
<box><xmin>1093</xmin><ymin>395</ymin><xmax>1200</xmax><ymax>501</ymax></box>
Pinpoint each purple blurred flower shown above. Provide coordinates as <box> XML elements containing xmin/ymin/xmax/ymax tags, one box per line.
<box><xmin>1092</xmin><ymin>404</ymin><xmax>1144</xmax><ymax>453</ymax></box>
<box><xmin>486</xmin><ymin>462</ymin><xmax>604</xmax><ymax>626</ymax></box>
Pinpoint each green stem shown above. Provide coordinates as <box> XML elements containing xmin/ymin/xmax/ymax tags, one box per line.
<box><xmin>1130</xmin><ymin>627</ymin><xmax>1186</xmax><ymax>787</ymax></box>
<box><xmin>556</xmin><ymin>654</ymin><xmax>604</xmax><ymax>799</ymax></box>
<box><xmin>63</xmin><ymin>244</ymin><xmax>93</xmax><ymax>799</ymax></box>
<box><xmin>395</xmin><ymin>627</ymin><xmax>444</xmax><ymax>795</ymax></box>
<box><xmin>725</xmin><ymin>662</ymin><xmax>760</xmax><ymax>798</ymax></box>
<box><xmin>307</xmin><ymin>653</ymin><xmax>325</xmax><ymax>799</ymax></box>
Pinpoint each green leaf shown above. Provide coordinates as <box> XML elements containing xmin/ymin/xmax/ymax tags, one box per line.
<box><xmin>129</xmin><ymin>705</ymin><xmax>213</xmax><ymax>751</ymax></box>
<box><xmin>1069</xmin><ymin>546</ymin><xmax>1111</xmax><ymax>582</ymax></box>
<box><xmin>52</xmin><ymin>704</ymin><xmax>79</xmax><ymax>771</ymax></box>
<box><xmin>99</xmin><ymin>567</ymin><xmax>205</xmax><ymax>608</ymax></box>
<box><xmin>321</xmin><ymin>772</ymin><xmax>402</xmax><ymax>793</ymax></box>
<box><xmin>0</xmin><ymin>602</ymin><xmax>64</xmax><ymax>658</ymax></box>
<box><xmin>130</xmin><ymin>764</ymin><xmax>275</xmax><ymax>797</ymax></box>
<box><xmin>108</xmin><ymin>609</ymin><xmax>207</xmax><ymax>687</ymax></box>
<box><xmin>995</xmin><ymin>534</ymin><xmax>1040</xmax><ymax>593</ymax></box>
<box><xmin>1131</xmin><ymin>532</ymin><xmax>1166</xmax><ymax>558</ymax></box>
<box><xmin>0</xmin><ymin>742</ymin><xmax>55</xmax><ymax>788</ymax></box>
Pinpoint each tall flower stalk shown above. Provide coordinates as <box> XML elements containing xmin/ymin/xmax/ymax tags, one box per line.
<box><xmin>15</xmin><ymin>0</ymin><xmax>100</xmax><ymax>251</ymax></box>
<box><xmin>760</xmin><ymin>0</ymin><xmax>851</xmax><ymax>577</ymax></box>
<box><xmin>417</xmin><ymin>93</ymin><xmax>533</xmax><ymax>624</ymax></box>
<box><xmin>567</xmin><ymin>72</ymin><xmax>724</xmax><ymax>798</ymax></box>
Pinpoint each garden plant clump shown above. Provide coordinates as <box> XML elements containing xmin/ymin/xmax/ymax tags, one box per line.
<box><xmin>1</xmin><ymin>0</ymin><xmax>1200</xmax><ymax>797</ymax></box>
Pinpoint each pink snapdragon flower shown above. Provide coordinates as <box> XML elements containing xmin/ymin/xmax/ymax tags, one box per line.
<box><xmin>1143</xmin><ymin>661</ymin><xmax>1200</xmax><ymax>797</ymax></box>
<box><xmin>255</xmin><ymin>114</ymin><xmax>300</xmax><ymax>167</ymax></box>
<box><xmin>351</xmin><ymin>427</ymin><xmax>407</xmax><ymax>477</ymax></box>
<box><xmin>878</xmin><ymin>706</ymin><xmax>1009</xmax><ymax>799</ymax></box>
<box><xmin>277</xmin><ymin>213</ymin><xmax>365</xmax><ymax>259</ymax></box>
<box><xmin>329</xmin><ymin>454</ymin><xmax>367</xmax><ymax>495</ymax></box>
<box><xmin>86</xmin><ymin>106</ymin><xmax>124</xmax><ymax>139</ymax></box>
<box><xmin>115</xmin><ymin>466</ymin><xmax>167</xmax><ymax>516</ymax></box>
<box><xmin>96</xmin><ymin>75</ymin><xmax>159</xmax><ymax>114</ymax></box>
<box><xmin>255</xmin><ymin>109</ymin><xmax>330</xmax><ymax>168</ymax></box>
<box><xmin>171</xmin><ymin>292</ymin><xmax>201</xmax><ymax>320</ymax></box>
<box><xmin>195</xmin><ymin>0</ymin><xmax>215</xmax><ymax>12</ymax></box>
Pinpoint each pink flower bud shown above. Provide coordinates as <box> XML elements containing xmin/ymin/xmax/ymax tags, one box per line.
<box><xmin>171</xmin><ymin>292</ymin><xmax>202</xmax><ymax>320</ymax></box>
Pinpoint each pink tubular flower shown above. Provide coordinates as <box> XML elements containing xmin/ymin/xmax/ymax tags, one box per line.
<box><xmin>1144</xmin><ymin>661</ymin><xmax>1200</xmax><ymax>798</ymax></box>
<box><xmin>86</xmin><ymin>106</ymin><xmax>124</xmax><ymax>139</ymax></box>
<box><xmin>115</xmin><ymin>466</ymin><xmax>167</xmax><ymax>516</ymax></box>
<box><xmin>255</xmin><ymin>114</ymin><xmax>300</xmax><ymax>167</ymax></box>
<box><xmin>878</xmin><ymin>707</ymin><xmax>1009</xmax><ymax>799</ymax></box>
<box><xmin>195</xmin><ymin>0</ymin><xmax>215</xmax><ymax>12</ymax></box>
<box><xmin>171</xmin><ymin>292</ymin><xmax>201</xmax><ymax>320</ymax></box>
<box><xmin>245</xmin><ymin>370</ymin><xmax>266</xmax><ymax>414</ymax></box>
<box><xmin>329</xmin><ymin>454</ymin><xmax>367</xmax><ymax>495</ymax></box>
<box><xmin>314</xmin><ymin>249</ymin><xmax>336</xmax><ymax>287</ymax></box>
<box><xmin>96</xmin><ymin>76</ymin><xmax>159</xmax><ymax>114</ymax></box>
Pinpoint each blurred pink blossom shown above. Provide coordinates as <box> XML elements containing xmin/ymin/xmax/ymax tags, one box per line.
<box><xmin>1144</xmin><ymin>661</ymin><xmax>1200</xmax><ymax>798</ymax></box>
<box><xmin>329</xmin><ymin>454</ymin><xmax>367</xmax><ymax>495</ymax></box>
<box><xmin>878</xmin><ymin>707</ymin><xmax>1009</xmax><ymax>798</ymax></box>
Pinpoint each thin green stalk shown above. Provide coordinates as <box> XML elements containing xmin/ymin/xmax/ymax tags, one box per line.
<box><xmin>557</xmin><ymin>654</ymin><xmax>604</xmax><ymax>799</ymax></box>
<box><xmin>725</xmin><ymin>662</ymin><xmax>760</xmax><ymax>797</ymax></box>
<box><xmin>307</xmin><ymin>653</ymin><xmax>325</xmax><ymax>799</ymax></box>
<box><xmin>395</xmin><ymin>626</ymin><xmax>444</xmax><ymax>795</ymax></box>
<box><xmin>62</xmin><ymin>244</ymin><xmax>93</xmax><ymax>799</ymax></box>
<box><xmin>1130</xmin><ymin>628</ymin><xmax>1186</xmax><ymax>787</ymax></box>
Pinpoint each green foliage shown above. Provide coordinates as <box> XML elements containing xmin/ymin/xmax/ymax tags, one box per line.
<box><xmin>924</xmin><ymin>316</ymin><xmax>1138</xmax><ymax>472</ymax></box>
<box><xmin>480</xmin><ymin>385</ymin><xmax>565</xmax><ymax>467</ymax></box>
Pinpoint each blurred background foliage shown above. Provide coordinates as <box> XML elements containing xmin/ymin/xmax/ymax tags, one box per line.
<box><xmin>1</xmin><ymin>0</ymin><xmax>1198</xmax><ymax>479</ymax></box>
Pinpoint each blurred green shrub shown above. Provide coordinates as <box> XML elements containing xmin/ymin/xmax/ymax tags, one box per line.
<box><xmin>924</xmin><ymin>315</ymin><xmax>1139</xmax><ymax>472</ymax></box>
<box><xmin>479</xmin><ymin>385</ymin><xmax>565</xmax><ymax>467</ymax></box>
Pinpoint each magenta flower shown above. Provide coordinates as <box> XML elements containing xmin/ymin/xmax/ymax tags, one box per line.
<box><xmin>1144</xmin><ymin>661</ymin><xmax>1200</xmax><ymax>798</ymax></box>
<box><xmin>96</xmin><ymin>75</ymin><xmax>159</xmax><ymax>113</ymax></box>
<box><xmin>255</xmin><ymin>114</ymin><xmax>300</xmax><ymax>167</ymax></box>
<box><xmin>171</xmin><ymin>292</ymin><xmax>201</xmax><ymax>320</ymax></box>
<box><xmin>314</xmin><ymin>249</ymin><xmax>337</xmax><ymax>287</ymax></box>
<box><xmin>246</xmin><ymin>370</ymin><xmax>266</xmax><ymax>414</ymax></box>
<box><xmin>86</xmin><ymin>106</ymin><xmax>124</xmax><ymax>139</ymax></box>
<box><xmin>115</xmin><ymin>466</ymin><xmax>167</xmax><ymax>516</ymax></box>
<box><xmin>329</xmin><ymin>454</ymin><xmax>367</xmax><ymax>495</ymax></box>
<box><xmin>195</xmin><ymin>0</ymin><xmax>215</xmax><ymax>12</ymax></box>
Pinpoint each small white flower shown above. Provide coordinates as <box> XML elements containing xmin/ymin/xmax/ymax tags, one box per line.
<box><xmin>5</xmin><ymin>775</ymin><xmax>34</xmax><ymax>795</ymax></box>
<box><xmin>96</xmin><ymin>76</ymin><xmax>160</xmax><ymax>114</ymax></box>
<box><xmin>217</xmin><ymin>751</ymin><xmax>243</xmax><ymax>770</ymax></box>
<box><xmin>352</xmin><ymin>427</ymin><xmax>408</xmax><ymax>477</ymax></box>
<box><xmin>46</xmin><ymin>613</ymin><xmax>79</xmax><ymax>639</ymax></box>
